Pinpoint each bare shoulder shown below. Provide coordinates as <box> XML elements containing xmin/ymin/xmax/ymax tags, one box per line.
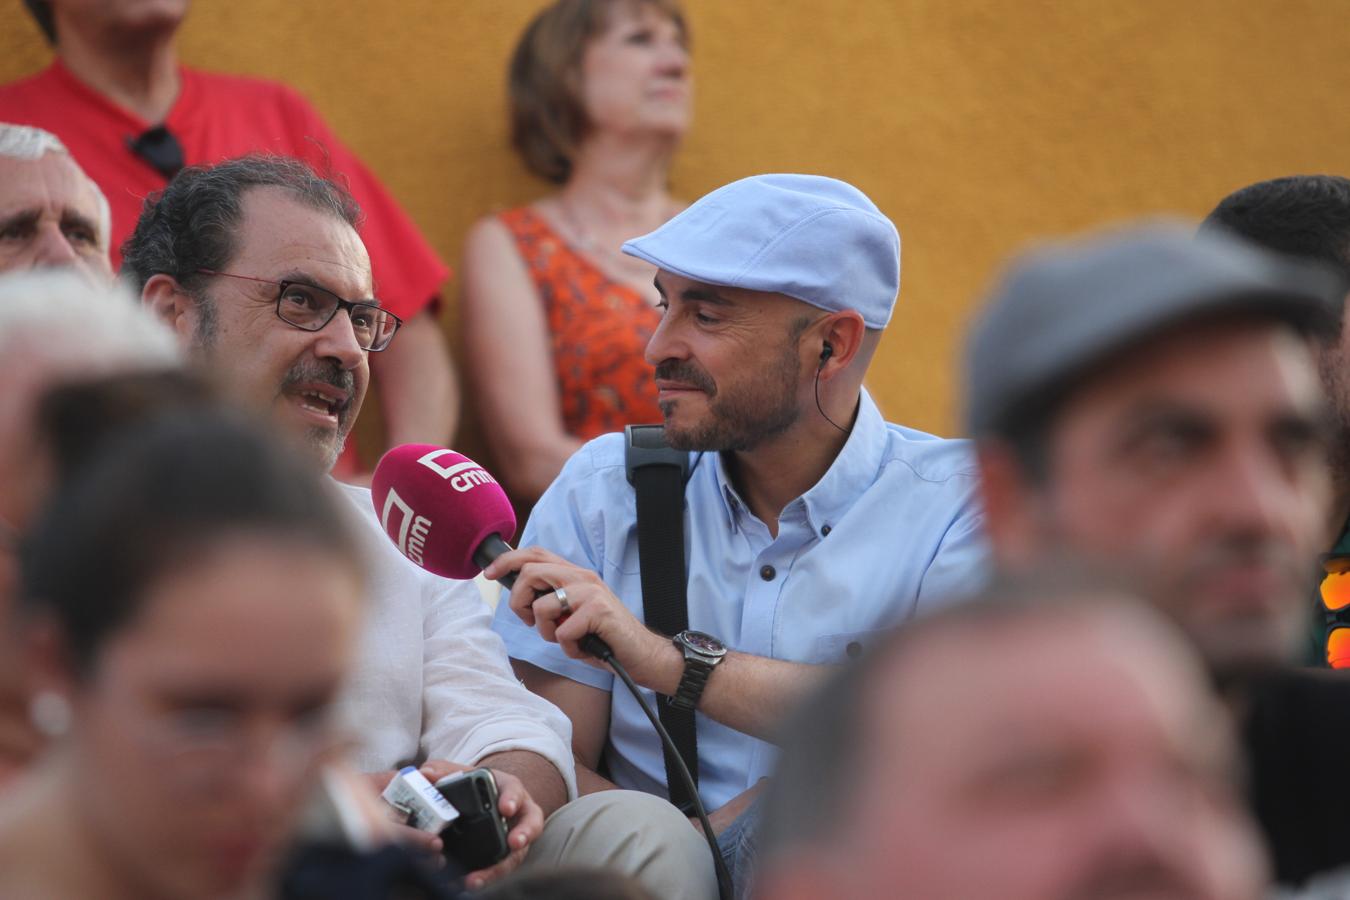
<box><xmin>461</xmin><ymin>211</ymin><xmax>546</xmax><ymax>311</ymax></box>
<box><xmin>463</xmin><ymin>207</ymin><xmax>540</xmax><ymax>260</ymax></box>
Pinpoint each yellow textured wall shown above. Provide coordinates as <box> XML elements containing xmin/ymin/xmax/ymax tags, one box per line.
<box><xmin>3</xmin><ymin>1</ymin><xmax>1349</xmax><ymax>439</ymax></box>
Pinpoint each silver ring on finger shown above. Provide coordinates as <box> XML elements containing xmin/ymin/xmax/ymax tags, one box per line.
<box><xmin>555</xmin><ymin>586</ymin><xmax>570</xmax><ymax>616</ymax></box>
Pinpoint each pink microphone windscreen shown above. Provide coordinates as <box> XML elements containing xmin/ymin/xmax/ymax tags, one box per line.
<box><xmin>370</xmin><ymin>445</ymin><xmax>517</xmax><ymax>579</ymax></box>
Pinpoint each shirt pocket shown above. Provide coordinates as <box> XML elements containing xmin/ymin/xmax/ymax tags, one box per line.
<box><xmin>809</xmin><ymin>629</ymin><xmax>888</xmax><ymax>664</ymax></box>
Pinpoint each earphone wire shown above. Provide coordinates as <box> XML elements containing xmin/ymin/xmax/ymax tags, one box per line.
<box><xmin>814</xmin><ymin>365</ymin><xmax>849</xmax><ymax>435</ymax></box>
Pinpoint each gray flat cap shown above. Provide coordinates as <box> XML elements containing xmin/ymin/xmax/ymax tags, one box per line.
<box><xmin>964</xmin><ymin>222</ymin><xmax>1345</xmax><ymax>437</ymax></box>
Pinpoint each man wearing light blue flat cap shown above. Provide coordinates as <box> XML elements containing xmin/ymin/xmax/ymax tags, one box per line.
<box><xmin>488</xmin><ymin>174</ymin><xmax>987</xmax><ymax>895</ymax></box>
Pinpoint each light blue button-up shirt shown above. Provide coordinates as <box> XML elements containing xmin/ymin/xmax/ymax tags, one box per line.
<box><xmin>492</xmin><ymin>389</ymin><xmax>987</xmax><ymax>809</ymax></box>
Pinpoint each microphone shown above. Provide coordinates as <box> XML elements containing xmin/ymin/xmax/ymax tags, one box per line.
<box><xmin>370</xmin><ymin>444</ymin><xmax>610</xmax><ymax>657</ymax></box>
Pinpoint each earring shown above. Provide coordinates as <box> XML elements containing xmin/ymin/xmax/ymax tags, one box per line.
<box><xmin>29</xmin><ymin>691</ymin><xmax>71</xmax><ymax>738</ymax></box>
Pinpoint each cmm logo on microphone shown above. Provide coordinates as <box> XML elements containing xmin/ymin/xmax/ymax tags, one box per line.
<box><xmin>380</xmin><ymin>488</ymin><xmax>432</xmax><ymax>566</ymax></box>
<box><xmin>416</xmin><ymin>449</ymin><xmax>498</xmax><ymax>493</ymax></box>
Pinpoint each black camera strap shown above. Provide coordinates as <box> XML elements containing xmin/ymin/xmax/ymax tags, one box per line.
<box><xmin>624</xmin><ymin>424</ymin><xmax>698</xmax><ymax>814</ymax></box>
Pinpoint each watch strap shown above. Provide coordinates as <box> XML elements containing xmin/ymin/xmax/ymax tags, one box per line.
<box><xmin>670</xmin><ymin>655</ymin><xmax>714</xmax><ymax>711</ymax></box>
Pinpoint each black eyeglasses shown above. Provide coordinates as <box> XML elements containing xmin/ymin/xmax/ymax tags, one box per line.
<box><xmin>194</xmin><ymin>269</ymin><xmax>402</xmax><ymax>352</ymax></box>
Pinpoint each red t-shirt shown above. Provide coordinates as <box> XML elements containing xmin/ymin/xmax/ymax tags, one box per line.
<box><xmin>0</xmin><ymin>61</ymin><xmax>448</xmax><ymax>320</ymax></box>
<box><xmin>0</xmin><ymin>62</ymin><xmax>449</xmax><ymax>473</ymax></box>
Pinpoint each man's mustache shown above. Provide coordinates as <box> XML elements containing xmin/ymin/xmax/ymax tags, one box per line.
<box><xmin>281</xmin><ymin>360</ymin><xmax>355</xmax><ymax>412</ymax></box>
<box><xmin>654</xmin><ymin>361</ymin><xmax>716</xmax><ymax>396</ymax></box>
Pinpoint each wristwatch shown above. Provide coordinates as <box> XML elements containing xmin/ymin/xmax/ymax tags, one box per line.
<box><xmin>669</xmin><ymin>630</ymin><xmax>728</xmax><ymax>711</ymax></box>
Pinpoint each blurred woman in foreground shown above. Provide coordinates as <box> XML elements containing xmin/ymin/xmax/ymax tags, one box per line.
<box><xmin>0</xmin><ymin>415</ymin><xmax>366</xmax><ymax>899</ymax></box>
<box><xmin>462</xmin><ymin>0</ymin><xmax>691</xmax><ymax>502</ymax></box>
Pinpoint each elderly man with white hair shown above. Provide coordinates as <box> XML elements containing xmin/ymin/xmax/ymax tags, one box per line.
<box><xmin>0</xmin><ymin>268</ymin><xmax>180</xmax><ymax>785</ymax></box>
<box><xmin>0</xmin><ymin>123</ymin><xmax>112</xmax><ymax>283</ymax></box>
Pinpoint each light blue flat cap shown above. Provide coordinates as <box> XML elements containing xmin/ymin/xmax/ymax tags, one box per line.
<box><xmin>622</xmin><ymin>174</ymin><xmax>901</xmax><ymax>329</ymax></box>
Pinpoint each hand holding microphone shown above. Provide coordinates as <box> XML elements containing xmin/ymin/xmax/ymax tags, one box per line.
<box><xmin>369</xmin><ymin>444</ymin><xmax>618</xmax><ymax>662</ymax></box>
<box><xmin>484</xmin><ymin>547</ymin><xmax>672</xmax><ymax>679</ymax></box>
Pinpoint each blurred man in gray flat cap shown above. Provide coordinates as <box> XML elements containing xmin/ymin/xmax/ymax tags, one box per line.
<box><xmin>964</xmin><ymin>222</ymin><xmax>1350</xmax><ymax>888</ymax></box>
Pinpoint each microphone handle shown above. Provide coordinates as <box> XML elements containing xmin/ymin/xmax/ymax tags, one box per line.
<box><xmin>473</xmin><ymin>533</ymin><xmax>612</xmax><ymax>660</ymax></box>
<box><xmin>473</xmin><ymin>533</ymin><xmax>517</xmax><ymax>589</ymax></box>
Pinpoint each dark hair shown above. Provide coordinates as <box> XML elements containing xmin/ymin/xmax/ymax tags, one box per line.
<box><xmin>987</xmin><ymin>389</ymin><xmax>1064</xmax><ymax>486</ymax></box>
<box><xmin>35</xmin><ymin>369</ymin><xmax>221</xmax><ymax>484</ymax></box>
<box><xmin>119</xmin><ymin>154</ymin><xmax>362</xmax><ymax>295</ymax></box>
<box><xmin>1202</xmin><ymin>175</ymin><xmax>1350</xmax><ymax>331</ymax></box>
<box><xmin>755</xmin><ymin>568</ymin><xmax>1165</xmax><ymax>870</ymax></box>
<box><xmin>22</xmin><ymin>0</ymin><xmax>56</xmax><ymax>45</ymax></box>
<box><xmin>509</xmin><ymin>0</ymin><xmax>687</xmax><ymax>184</ymax></box>
<box><xmin>20</xmin><ymin>412</ymin><xmax>362</xmax><ymax>677</ymax></box>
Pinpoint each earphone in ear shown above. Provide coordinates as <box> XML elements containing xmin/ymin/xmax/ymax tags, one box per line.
<box><xmin>813</xmin><ymin>341</ymin><xmax>848</xmax><ymax>435</ymax></box>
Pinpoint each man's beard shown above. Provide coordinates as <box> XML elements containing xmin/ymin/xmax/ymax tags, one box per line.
<box><xmin>1033</xmin><ymin>501</ymin><xmax>1309</xmax><ymax>681</ymax></box>
<box><xmin>192</xmin><ymin>308</ymin><xmax>354</xmax><ymax>473</ymax></box>
<box><xmin>191</xmin><ymin>294</ymin><xmax>218</xmax><ymax>350</ymax></box>
<box><xmin>280</xmin><ymin>359</ymin><xmax>356</xmax><ymax>473</ymax></box>
<box><xmin>655</xmin><ymin>342</ymin><xmax>802</xmax><ymax>453</ymax></box>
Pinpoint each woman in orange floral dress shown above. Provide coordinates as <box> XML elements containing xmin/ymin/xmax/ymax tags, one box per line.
<box><xmin>461</xmin><ymin>0</ymin><xmax>690</xmax><ymax>502</ymax></box>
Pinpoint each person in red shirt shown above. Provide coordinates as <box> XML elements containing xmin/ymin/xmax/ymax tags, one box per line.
<box><xmin>0</xmin><ymin>0</ymin><xmax>458</xmax><ymax>478</ymax></box>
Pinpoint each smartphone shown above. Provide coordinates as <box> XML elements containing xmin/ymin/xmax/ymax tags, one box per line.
<box><xmin>434</xmin><ymin>768</ymin><xmax>511</xmax><ymax>871</ymax></box>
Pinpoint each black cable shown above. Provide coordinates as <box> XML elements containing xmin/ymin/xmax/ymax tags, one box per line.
<box><xmin>814</xmin><ymin>367</ymin><xmax>849</xmax><ymax>435</ymax></box>
<box><xmin>489</xmin><ymin>564</ymin><xmax>733</xmax><ymax>899</ymax></box>
<box><xmin>582</xmin><ymin>636</ymin><xmax>734</xmax><ymax>900</ymax></box>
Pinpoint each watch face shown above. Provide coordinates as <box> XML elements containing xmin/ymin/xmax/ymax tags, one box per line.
<box><xmin>682</xmin><ymin>631</ymin><xmax>727</xmax><ymax>656</ymax></box>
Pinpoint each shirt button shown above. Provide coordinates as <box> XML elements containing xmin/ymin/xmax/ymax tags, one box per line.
<box><xmin>846</xmin><ymin>641</ymin><xmax>864</xmax><ymax>659</ymax></box>
<box><xmin>760</xmin><ymin>565</ymin><xmax>776</xmax><ymax>581</ymax></box>
<box><xmin>821</xmin><ymin>524</ymin><xmax>832</xmax><ymax>537</ymax></box>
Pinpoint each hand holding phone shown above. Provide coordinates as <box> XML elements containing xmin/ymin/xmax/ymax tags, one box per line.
<box><xmin>434</xmin><ymin>768</ymin><xmax>511</xmax><ymax>872</ymax></box>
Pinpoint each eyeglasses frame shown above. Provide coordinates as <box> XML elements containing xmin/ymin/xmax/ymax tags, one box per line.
<box><xmin>193</xmin><ymin>268</ymin><xmax>402</xmax><ymax>352</ymax></box>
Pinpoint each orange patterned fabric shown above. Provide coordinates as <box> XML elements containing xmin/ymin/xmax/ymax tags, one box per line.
<box><xmin>498</xmin><ymin>206</ymin><xmax>663</xmax><ymax>439</ymax></box>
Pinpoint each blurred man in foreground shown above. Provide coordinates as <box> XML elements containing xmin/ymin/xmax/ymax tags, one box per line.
<box><xmin>965</xmin><ymin>223</ymin><xmax>1350</xmax><ymax>885</ymax></box>
<box><xmin>0</xmin><ymin>269</ymin><xmax>180</xmax><ymax>784</ymax></box>
<box><xmin>755</xmin><ymin>578</ymin><xmax>1267</xmax><ymax>900</ymax></box>
<box><xmin>0</xmin><ymin>414</ymin><xmax>369</xmax><ymax>899</ymax></box>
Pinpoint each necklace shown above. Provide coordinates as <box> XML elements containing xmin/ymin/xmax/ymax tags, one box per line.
<box><xmin>554</xmin><ymin>197</ymin><xmax>678</xmax><ymax>287</ymax></box>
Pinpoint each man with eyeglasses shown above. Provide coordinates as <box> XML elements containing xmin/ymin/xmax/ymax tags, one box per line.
<box><xmin>963</xmin><ymin>223</ymin><xmax>1350</xmax><ymax>889</ymax></box>
<box><xmin>124</xmin><ymin>154</ymin><xmax>716</xmax><ymax>897</ymax></box>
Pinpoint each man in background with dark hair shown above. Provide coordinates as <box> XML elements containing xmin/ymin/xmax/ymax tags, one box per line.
<box><xmin>964</xmin><ymin>222</ymin><xmax>1350</xmax><ymax>887</ymax></box>
<box><xmin>0</xmin><ymin>0</ymin><xmax>457</xmax><ymax>480</ymax></box>
<box><xmin>754</xmin><ymin>579</ymin><xmax>1268</xmax><ymax>900</ymax></box>
<box><xmin>1201</xmin><ymin>175</ymin><xmax>1350</xmax><ymax>667</ymax></box>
